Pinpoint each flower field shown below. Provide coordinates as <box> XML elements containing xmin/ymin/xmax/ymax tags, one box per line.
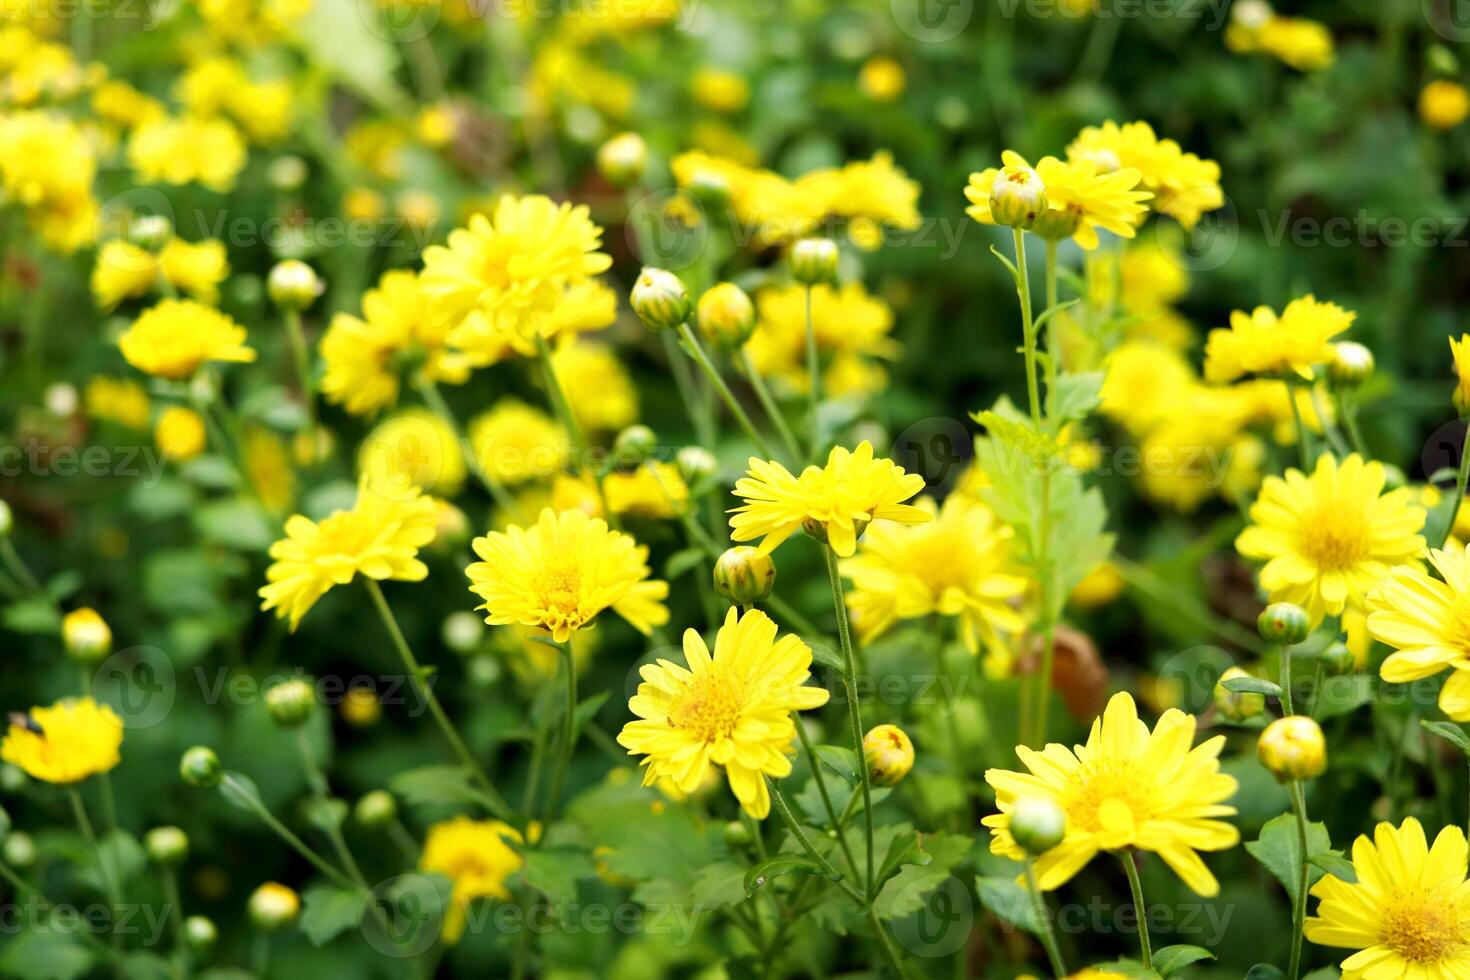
<box><xmin>4</xmin><ymin>1</ymin><xmax>1470</xmax><ymax>978</ymax></box>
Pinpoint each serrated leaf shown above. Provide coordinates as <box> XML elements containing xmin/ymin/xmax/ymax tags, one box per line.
<box><xmin>744</xmin><ymin>855</ymin><xmax>826</xmax><ymax>896</ymax></box>
<box><xmin>1224</xmin><ymin>676</ymin><xmax>1284</xmax><ymax>698</ymax></box>
<box><xmin>299</xmin><ymin>883</ymin><xmax>364</xmax><ymax>946</ymax></box>
<box><xmin>973</xmin><ymin>875</ymin><xmax>1042</xmax><ymax>934</ymax></box>
<box><xmin>520</xmin><ymin>849</ymin><xmax>594</xmax><ymax>901</ymax></box>
<box><xmin>1245</xmin><ymin>813</ymin><xmax>1332</xmax><ymax>906</ymax></box>
<box><xmin>1423</xmin><ymin>720</ymin><xmax>1470</xmax><ymax>756</ymax></box>
<box><xmin>1048</xmin><ymin>370</ymin><xmax>1104</xmax><ymax>423</ymax></box>
<box><xmin>1154</xmin><ymin>945</ymin><xmax>1215</xmax><ymax>976</ymax></box>
<box><xmin>2</xmin><ymin>596</ymin><xmax>62</xmax><ymax>634</ymax></box>
<box><xmin>874</xmin><ymin>862</ymin><xmax>953</xmax><ymax>920</ymax></box>
<box><xmin>814</xmin><ymin>744</ymin><xmax>860</xmax><ymax>784</ymax></box>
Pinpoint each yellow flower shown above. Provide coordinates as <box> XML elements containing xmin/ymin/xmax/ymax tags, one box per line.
<box><xmin>1098</xmin><ymin>341</ymin><xmax>1197</xmax><ymax>437</ymax></box>
<box><xmin>155</xmin><ymin>406</ymin><xmax>207</xmax><ymax>461</ymax></box>
<box><xmin>1305</xmin><ymin>817</ymin><xmax>1470</xmax><ymax>978</ymax></box>
<box><xmin>604</xmin><ymin>462</ymin><xmax>689</xmax><ymax>520</ymax></box>
<box><xmin>551</xmin><ymin>340</ymin><xmax>638</xmax><ymax>433</ymax></box>
<box><xmin>92</xmin><ymin>238</ymin><xmax>229</xmax><ymax>310</ymax></box>
<box><xmin>92</xmin><ymin>241</ymin><xmax>159</xmax><ymax>310</ymax></box>
<box><xmin>85</xmin><ymin>376</ymin><xmax>151</xmax><ymax>429</ymax></box>
<box><xmin>1368</xmin><ymin>543</ymin><xmax>1470</xmax><ymax>722</ymax></box>
<box><xmin>320</xmin><ymin>270</ymin><xmax>471</xmax><ymax>416</ymax></box>
<box><xmin>466</xmin><ymin>507</ymin><xmax>669</xmax><ymax>642</ymax></box>
<box><xmin>1204</xmin><ymin>296</ymin><xmax>1356</xmax><ymax>383</ymax></box>
<box><xmin>177</xmin><ymin>57</ymin><xmax>292</xmax><ymax>143</ymax></box>
<box><xmin>159</xmin><ymin>238</ymin><xmax>229</xmax><ymax>305</ymax></box>
<box><xmin>822</xmin><ymin>152</ymin><xmax>922</xmax><ymax>236</ymax></box>
<box><xmin>1422</xmin><ymin>81</ymin><xmax>1470</xmax><ymax>131</ymax></box>
<box><xmin>243</xmin><ymin>426</ymin><xmax>296</xmax><ymax>513</ymax></box>
<box><xmin>0</xmin><ymin>110</ymin><xmax>97</xmax><ymax>252</ymax></box>
<box><xmin>1</xmin><ymin>698</ymin><xmax>123</xmax><ymax>784</ymax></box>
<box><xmin>841</xmin><ymin>495</ymin><xmax>1028</xmax><ymax>653</ymax></box>
<box><xmin>1451</xmin><ymin>335</ymin><xmax>1470</xmax><ymax>413</ymax></box>
<box><xmin>420</xmin><ymin>817</ymin><xmax>523</xmax><ymax>944</ymax></box>
<box><xmin>1067</xmin><ymin>121</ymin><xmax>1223</xmax><ymax>229</ymax></box>
<box><xmin>983</xmin><ymin>691</ymin><xmax>1239</xmax><ymax>896</ymax></box>
<box><xmin>691</xmin><ymin>66</ymin><xmax>749</xmax><ymax>113</ymax></box>
<box><xmin>358</xmin><ymin>409</ymin><xmax>466</xmax><ymax>498</ymax></box>
<box><xmin>747</xmin><ymin>282</ymin><xmax>899</xmax><ymax>398</ymax></box>
<box><xmin>966</xmin><ymin>152</ymin><xmax>1151</xmax><ymax>249</ymax></box>
<box><xmin>468</xmin><ymin>400</ymin><xmax>569</xmax><ymax>486</ymax></box>
<box><xmin>128</xmin><ymin>116</ymin><xmax>247</xmax><ymax>193</ymax></box>
<box><xmin>858</xmin><ymin>56</ymin><xmax>905</xmax><ymax>102</ymax></box>
<box><xmin>259</xmin><ymin>482</ymin><xmax>438</xmax><ymax>630</ymax></box>
<box><xmin>617</xmin><ymin>607</ymin><xmax>830</xmax><ymax>818</ymax></box>
<box><xmin>730</xmin><ymin>441</ymin><xmax>930</xmax><ymax>557</ymax></box>
<box><xmin>422</xmin><ymin>195</ymin><xmax>611</xmax><ymax>353</ymax></box>
<box><xmin>1071</xmin><ymin>560</ymin><xmax>1125</xmax><ymax>609</ymax></box>
<box><xmin>118</xmin><ymin>300</ymin><xmax>256</xmax><ymax>379</ymax></box>
<box><xmin>1237</xmin><ymin>454</ymin><xmax>1425</xmax><ymax>623</ymax></box>
<box><xmin>1228</xmin><ymin>12</ymin><xmax>1335</xmax><ymax>72</ymax></box>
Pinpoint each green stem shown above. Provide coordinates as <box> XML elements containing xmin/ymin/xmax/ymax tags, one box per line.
<box><xmin>675</xmin><ymin>323</ymin><xmax>775</xmax><ymax>459</ymax></box>
<box><xmin>68</xmin><ymin>788</ymin><xmax>123</xmax><ymax>977</ymax></box>
<box><xmin>415</xmin><ymin>377</ymin><xmax>522</xmax><ymax>519</ymax></box>
<box><xmin>795</xmin><ymin>718</ymin><xmax>860</xmax><ymax>875</ymax></box>
<box><xmin>282</xmin><ymin>309</ymin><xmax>318</xmax><ymax>454</ymax></box>
<box><xmin>1309</xmin><ymin>386</ymin><xmax>1348</xmax><ymax>456</ymax></box>
<box><xmin>740</xmin><ymin>348</ymin><xmax>802</xmax><ymax>466</ymax></box>
<box><xmin>821</xmin><ymin>545</ymin><xmax>876</xmax><ymax>897</ymax></box>
<box><xmin>765</xmin><ymin>778</ymin><xmax>865</xmax><ymax>905</ymax></box>
<box><xmin>541</xmin><ymin>639</ymin><xmax>579</xmax><ymax>823</ymax></box>
<box><xmin>1014</xmin><ymin>229</ymin><xmax>1041</xmax><ymax>424</ymax></box>
<box><xmin>218</xmin><ymin>774</ymin><xmax>356</xmax><ymax>889</ymax></box>
<box><xmin>1280</xmin><ymin>643</ymin><xmax>1296</xmax><ymax>716</ymax></box>
<box><xmin>1120</xmin><ymin>851</ymin><xmax>1152</xmax><ymax>970</ymax></box>
<box><xmin>1437</xmin><ymin>431</ymin><xmax>1470</xmax><ymax>550</ymax></box>
<box><xmin>1286</xmin><ymin>380</ymin><xmax>1314</xmax><ymax>471</ymax></box>
<box><xmin>364</xmin><ymin>580</ymin><xmax>512</xmax><ymax>819</ymax></box>
<box><xmin>533</xmin><ymin>332</ymin><xmax>612</xmax><ymax>522</ymax></box>
<box><xmin>294</xmin><ymin>729</ymin><xmax>369</xmax><ymax>886</ymax></box>
<box><xmin>1336</xmin><ymin>390</ymin><xmax>1367</xmax><ymax>456</ymax></box>
<box><xmin>804</xmin><ymin>284</ymin><xmax>822</xmax><ymax>459</ymax></box>
<box><xmin>1023</xmin><ymin>857</ymin><xmax>1067</xmax><ymax>978</ymax></box>
<box><xmin>0</xmin><ymin>538</ymin><xmax>49</xmax><ymax>600</ymax></box>
<box><xmin>1287</xmin><ymin>780</ymin><xmax>1311</xmax><ymax>980</ymax></box>
<box><xmin>865</xmin><ymin>908</ymin><xmax>914</xmax><ymax>980</ymax></box>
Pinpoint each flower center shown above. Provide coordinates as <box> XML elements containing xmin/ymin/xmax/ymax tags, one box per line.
<box><xmin>532</xmin><ymin>561</ymin><xmax>584</xmax><ymax>622</ymax></box>
<box><xmin>1297</xmin><ymin>511</ymin><xmax>1369</xmax><ymax>571</ymax></box>
<box><xmin>1380</xmin><ymin>891</ymin><xmax>1462</xmax><ymax>963</ymax></box>
<box><xmin>1063</xmin><ymin>762</ymin><xmax>1152</xmax><ymax>841</ymax></box>
<box><xmin>668</xmin><ymin>671</ymin><xmax>745</xmax><ymax>744</ymax></box>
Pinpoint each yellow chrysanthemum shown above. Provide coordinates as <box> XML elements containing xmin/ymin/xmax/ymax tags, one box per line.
<box><xmin>468</xmin><ymin>400</ymin><xmax>569</xmax><ymax>486</ymax></box>
<box><xmin>177</xmin><ymin>56</ymin><xmax>292</xmax><ymax>144</ymax></box>
<box><xmin>730</xmin><ymin>441</ymin><xmax>930</xmax><ymax>557</ymax></box>
<box><xmin>1237</xmin><ymin>454</ymin><xmax>1425</xmax><ymax>623</ymax></box>
<box><xmin>92</xmin><ymin>238</ymin><xmax>229</xmax><ymax>310</ymax></box>
<box><xmin>984</xmin><ymin>691</ymin><xmax>1239</xmax><ymax>896</ymax></box>
<box><xmin>358</xmin><ymin>409</ymin><xmax>466</xmax><ymax>498</ymax></box>
<box><xmin>617</xmin><ymin>607</ymin><xmax>830</xmax><ymax>819</ymax></box>
<box><xmin>465</xmin><ymin>507</ymin><xmax>669</xmax><ymax>642</ymax></box>
<box><xmin>420</xmin><ymin>817</ymin><xmax>523</xmax><ymax>944</ymax></box>
<box><xmin>1305</xmin><ymin>818</ymin><xmax>1470</xmax><ymax>979</ymax></box>
<box><xmin>85</xmin><ymin>376</ymin><xmax>151</xmax><ymax>429</ymax></box>
<box><xmin>747</xmin><ymin>282</ymin><xmax>899</xmax><ymax>399</ymax></box>
<box><xmin>1228</xmin><ymin>12</ymin><xmax>1335</xmax><ymax>72</ymax></box>
<box><xmin>551</xmin><ymin>339</ymin><xmax>638</xmax><ymax>434</ymax></box>
<box><xmin>1451</xmin><ymin>336</ymin><xmax>1470</xmax><ymax>412</ymax></box>
<box><xmin>1422</xmin><ymin>81</ymin><xmax>1470</xmax><ymax>131</ymax></box>
<box><xmin>604</xmin><ymin>463</ymin><xmax>689</xmax><ymax>520</ymax></box>
<box><xmin>1067</xmin><ymin>121</ymin><xmax>1223</xmax><ymax>230</ymax></box>
<box><xmin>422</xmin><ymin>195</ymin><xmax>611</xmax><ymax>353</ymax></box>
<box><xmin>321</xmin><ymin>269</ymin><xmax>473</xmax><ymax>417</ymax></box>
<box><xmin>1</xmin><ymin>698</ymin><xmax>123</xmax><ymax>784</ymax></box>
<box><xmin>155</xmin><ymin>406</ymin><xmax>207</xmax><ymax>461</ymax></box>
<box><xmin>1097</xmin><ymin>341</ymin><xmax>1198</xmax><ymax>437</ymax></box>
<box><xmin>1368</xmin><ymin>544</ymin><xmax>1470</xmax><ymax>721</ymax></box>
<box><xmin>841</xmin><ymin>495</ymin><xmax>1028</xmax><ymax>653</ymax></box>
<box><xmin>0</xmin><ymin>110</ymin><xmax>97</xmax><ymax>252</ymax></box>
<box><xmin>965</xmin><ymin>151</ymin><xmax>1151</xmax><ymax>249</ymax></box>
<box><xmin>259</xmin><ymin>482</ymin><xmax>438</xmax><ymax>630</ymax></box>
<box><xmin>118</xmin><ymin>299</ymin><xmax>256</xmax><ymax>379</ymax></box>
<box><xmin>244</xmin><ymin>426</ymin><xmax>296</xmax><ymax>514</ymax></box>
<box><xmin>91</xmin><ymin>241</ymin><xmax>158</xmax><ymax>310</ymax></box>
<box><xmin>128</xmin><ymin>115</ymin><xmax>247</xmax><ymax>193</ymax></box>
<box><xmin>691</xmin><ymin>66</ymin><xmax>749</xmax><ymax>113</ymax></box>
<box><xmin>1204</xmin><ymin>296</ymin><xmax>1355</xmax><ymax>383</ymax></box>
<box><xmin>159</xmin><ymin>238</ymin><xmax>229</xmax><ymax>304</ymax></box>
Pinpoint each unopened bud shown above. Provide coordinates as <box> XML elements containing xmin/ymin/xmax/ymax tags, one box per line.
<box><xmin>1258</xmin><ymin>715</ymin><xmax>1326</xmax><ymax>781</ymax></box>
<box><xmin>630</xmin><ymin>268</ymin><xmax>691</xmax><ymax>332</ymax></box>
<box><xmin>267</xmin><ymin>260</ymin><xmax>322</xmax><ymax>311</ymax></box>
<box><xmin>1009</xmin><ymin>797</ymin><xmax>1067</xmax><ymax>855</ymax></box>
<box><xmin>712</xmin><ymin>547</ymin><xmax>776</xmax><ymax>605</ymax></box>
<box><xmin>1258</xmin><ymin>602</ymin><xmax>1311</xmax><ymax>645</ymax></box>
<box><xmin>789</xmin><ymin>238</ymin><xmax>838</xmax><ymax>286</ymax></box>
<box><xmin>862</xmin><ymin>724</ymin><xmax>914</xmax><ymax>787</ymax></box>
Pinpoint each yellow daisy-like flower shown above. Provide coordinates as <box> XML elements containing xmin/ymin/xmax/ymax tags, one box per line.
<box><xmin>1237</xmin><ymin>454</ymin><xmax>1425</xmax><ymax>623</ymax></box>
<box><xmin>1067</xmin><ymin>121</ymin><xmax>1223</xmax><ymax>230</ymax></box>
<box><xmin>85</xmin><ymin>376</ymin><xmax>151</xmax><ymax>429</ymax></box>
<box><xmin>1305</xmin><ymin>817</ymin><xmax>1470</xmax><ymax>979</ymax></box>
<box><xmin>841</xmin><ymin>495</ymin><xmax>1028</xmax><ymax>653</ymax></box>
<box><xmin>128</xmin><ymin>115</ymin><xmax>247</xmax><ymax>193</ymax></box>
<box><xmin>551</xmin><ymin>339</ymin><xmax>638</xmax><ymax>434</ymax></box>
<box><xmin>1228</xmin><ymin>12</ymin><xmax>1335</xmax><ymax>73</ymax></box>
<box><xmin>91</xmin><ymin>240</ymin><xmax>159</xmax><ymax>310</ymax></box>
<box><xmin>983</xmin><ymin>691</ymin><xmax>1240</xmax><ymax>896</ymax></box>
<box><xmin>320</xmin><ymin>269</ymin><xmax>472</xmax><ymax>417</ymax></box>
<box><xmin>155</xmin><ymin>406</ymin><xmax>208</xmax><ymax>461</ymax></box>
<box><xmin>159</xmin><ymin>238</ymin><xmax>229</xmax><ymax>305</ymax></box>
<box><xmin>420</xmin><ymin>817</ymin><xmax>523</xmax><ymax>944</ymax></box>
<box><xmin>92</xmin><ymin>238</ymin><xmax>230</xmax><ymax>310</ymax></box>
<box><xmin>1204</xmin><ymin>295</ymin><xmax>1355</xmax><ymax>383</ymax></box>
<box><xmin>965</xmin><ymin>151</ymin><xmax>1151</xmax><ymax>249</ymax></box>
<box><xmin>1451</xmin><ymin>335</ymin><xmax>1470</xmax><ymax>413</ymax></box>
<box><xmin>465</xmin><ymin>507</ymin><xmax>669</xmax><ymax>642</ymax></box>
<box><xmin>118</xmin><ymin>299</ymin><xmax>256</xmax><ymax>379</ymax></box>
<box><xmin>468</xmin><ymin>400</ymin><xmax>569</xmax><ymax>487</ymax></box>
<box><xmin>358</xmin><ymin>409</ymin><xmax>466</xmax><ymax>498</ymax></box>
<box><xmin>604</xmin><ymin>462</ymin><xmax>689</xmax><ymax>520</ymax></box>
<box><xmin>1</xmin><ymin>697</ymin><xmax>123</xmax><ymax>784</ymax></box>
<box><xmin>730</xmin><ymin>441</ymin><xmax>930</xmax><ymax>557</ymax></box>
<box><xmin>747</xmin><ymin>282</ymin><xmax>899</xmax><ymax>399</ymax></box>
<box><xmin>1368</xmin><ymin>543</ymin><xmax>1470</xmax><ymax>721</ymax></box>
<box><xmin>259</xmin><ymin>482</ymin><xmax>438</xmax><ymax>630</ymax></box>
<box><xmin>617</xmin><ymin>607</ymin><xmax>830</xmax><ymax>819</ymax></box>
<box><xmin>421</xmin><ymin>195</ymin><xmax>611</xmax><ymax>353</ymax></box>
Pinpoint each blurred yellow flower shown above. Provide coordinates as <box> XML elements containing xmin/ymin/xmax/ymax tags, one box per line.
<box><xmin>691</xmin><ymin>66</ymin><xmax>749</xmax><ymax>113</ymax></box>
<box><xmin>1421</xmin><ymin>81</ymin><xmax>1470</xmax><ymax>131</ymax></box>
<box><xmin>1204</xmin><ymin>296</ymin><xmax>1355</xmax><ymax>383</ymax></box>
<box><xmin>177</xmin><ymin>56</ymin><xmax>292</xmax><ymax>143</ymax></box>
<box><xmin>420</xmin><ymin>817</ymin><xmax>523</xmax><ymax>944</ymax></box>
<box><xmin>159</xmin><ymin>238</ymin><xmax>229</xmax><ymax>304</ymax></box>
<box><xmin>92</xmin><ymin>238</ymin><xmax>229</xmax><ymax>310</ymax></box>
<box><xmin>618</xmin><ymin>607</ymin><xmax>829</xmax><ymax>818</ymax></box>
<box><xmin>730</xmin><ymin>441</ymin><xmax>930</xmax><ymax>557</ymax></box>
<box><xmin>551</xmin><ymin>340</ymin><xmax>639</xmax><ymax>434</ymax></box>
<box><xmin>259</xmin><ymin>482</ymin><xmax>438</xmax><ymax>630</ymax></box>
<box><xmin>858</xmin><ymin>56</ymin><xmax>905</xmax><ymax>102</ymax></box>
<box><xmin>128</xmin><ymin>115</ymin><xmax>247</xmax><ymax>193</ymax></box>
<box><xmin>119</xmin><ymin>300</ymin><xmax>256</xmax><ymax>379</ymax></box>
<box><xmin>604</xmin><ymin>462</ymin><xmax>688</xmax><ymax>520</ymax></box>
<box><xmin>468</xmin><ymin>400</ymin><xmax>568</xmax><ymax>486</ymax></box>
<box><xmin>244</xmin><ymin>426</ymin><xmax>296</xmax><ymax>513</ymax></box>
<box><xmin>0</xmin><ymin>110</ymin><xmax>97</xmax><ymax>252</ymax></box>
<box><xmin>85</xmin><ymin>376</ymin><xmax>151</xmax><ymax>429</ymax></box>
<box><xmin>155</xmin><ymin>406</ymin><xmax>207</xmax><ymax>460</ymax></box>
<box><xmin>1227</xmin><ymin>8</ymin><xmax>1335</xmax><ymax>72</ymax></box>
<box><xmin>466</xmin><ymin>507</ymin><xmax>669</xmax><ymax>642</ymax></box>
<box><xmin>984</xmin><ymin>692</ymin><xmax>1239</xmax><ymax>896</ymax></box>
<box><xmin>358</xmin><ymin>409</ymin><xmax>466</xmax><ymax>498</ymax></box>
<box><xmin>1451</xmin><ymin>335</ymin><xmax>1470</xmax><ymax>413</ymax></box>
<box><xmin>747</xmin><ymin>282</ymin><xmax>899</xmax><ymax>398</ymax></box>
<box><xmin>1</xmin><ymin>697</ymin><xmax>123</xmax><ymax>784</ymax></box>
<box><xmin>1068</xmin><ymin>121</ymin><xmax>1223</xmax><ymax>230</ymax></box>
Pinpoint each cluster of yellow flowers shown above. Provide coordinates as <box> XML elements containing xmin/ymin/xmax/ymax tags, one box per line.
<box><xmin>1226</xmin><ymin>1</ymin><xmax>1336</xmax><ymax>72</ymax></box>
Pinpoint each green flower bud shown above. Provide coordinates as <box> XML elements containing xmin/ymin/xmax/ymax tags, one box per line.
<box><xmin>0</xmin><ymin>804</ymin><xmax>10</xmax><ymax>844</ymax></box>
<box><xmin>1328</xmin><ymin>342</ymin><xmax>1374</xmax><ymax>388</ymax></box>
<box><xmin>630</xmin><ymin>268</ymin><xmax>691</xmax><ymax>332</ymax></box>
<box><xmin>0</xmin><ymin>499</ymin><xmax>13</xmax><ymax>538</ymax></box>
<box><xmin>712</xmin><ymin>547</ymin><xmax>776</xmax><ymax>605</ymax></box>
<box><xmin>354</xmin><ymin>790</ymin><xmax>398</xmax><ymax>830</ymax></box>
<box><xmin>1258</xmin><ymin>715</ymin><xmax>1326</xmax><ymax>782</ymax></box>
<box><xmin>184</xmin><ymin>916</ymin><xmax>217</xmax><ymax>956</ymax></box>
<box><xmin>685</xmin><ymin>170</ymin><xmax>730</xmax><ymax>209</ymax></box>
<box><xmin>1428</xmin><ymin>44</ymin><xmax>1461</xmax><ymax>78</ymax></box>
<box><xmin>248</xmin><ymin>882</ymin><xmax>300</xmax><ymax>931</ymax></box>
<box><xmin>441</xmin><ymin>610</ymin><xmax>485</xmax><ymax>655</ymax></box>
<box><xmin>596</xmin><ymin>132</ymin><xmax>647</xmax><ymax>189</ymax></box>
<box><xmin>1213</xmin><ymin>666</ymin><xmax>1265</xmax><ymax>722</ymax></box>
<box><xmin>789</xmin><ymin>238</ymin><xmax>838</xmax><ymax>286</ymax></box>
<box><xmin>267</xmin><ymin>155</ymin><xmax>309</xmax><ymax>192</ymax></box>
<box><xmin>1320</xmin><ymin>640</ymin><xmax>1356</xmax><ymax>677</ymax></box>
<box><xmin>676</xmin><ymin>446</ymin><xmax>716</xmax><ymax>485</ymax></box>
<box><xmin>1258</xmin><ymin>602</ymin><xmax>1311</xmax><ymax>645</ymax></box>
<box><xmin>62</xmin><ymin>607</ymin><xmax>112</xmax><ymax>663</ymax></box>
<box><xmin>862</xmin><ymin>724</ymin><xmax>914</xmax><ymax>787</ymax></box>
<box><xmin>1009</xmin><ymin>797</ymin><xmax>1067</xmax><ymax>855</ymax></box>
<box><xmin>3</xmin><ymin>831</ymin><xmax>36</xmax><ymax>869</ymax></box>
<box><xmin>266</xmin><ymin>260</ymin><xmax>322</xmax><ymax>311</ymax></box>
<box><xmin>1030</xmin><ymin>203</ymin><xmax>1083</xmax><ymax>242</ymax></box>
<box><xmin>264</xmin><ymin>678</ymin><xmax>316</xmax><ymax>729</ymax></box>
<box><xmin>612</xmin><ymin>424</ymin><xmax>659</xmax><ymax>469</ymax></box>
<box><xmin>128</xmin><ymin>214</ymin><xmax>173</xmax><ymax>251</ymax></box>
<box><xmin>988</xmin><ymin>163</ymin><xmax>1048</xmax><ymax>230</ymax></box>
<box><xmin>696</xmin><ymin>282</ymin><xmax>756</xmax><ymax>350</ymax></box>
<box><xmin>145</xmin><ymin>826</ymin><xmax>190</xmax><ymax>866</ymax></box>
<box><xmin>179</xmin><ymin>746</ymin><xmax>222</xmax><ymax>789</ymax></box>
<box><xmin>723</xmin><ymin>820</ymin><xmax>752</xmax><ymax>848</ymax></box>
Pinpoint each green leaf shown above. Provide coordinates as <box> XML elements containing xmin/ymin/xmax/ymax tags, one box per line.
<box><xmin>1048</xmin><ymin>370</ymin><xmax>1104</xmax><ymax>424</ymax></box>
<box><xmin>744</xmin><ymin>855</ymin><xmax>826</xmax><ymax>896</ymax></box>
<box><xmin>874</xmin><ymin>829</ymin><xmax>922</xmax><ymax>886</ymax></box>
<box><xmin>391</xmin><ymin>765</ymin><xmax>499</xmax><ymax>814</ymax></box>
<box><xmin>664</xmin><ymin>547</ymin><xmax>706</xmax><ymax>581</ymax></box>
<box><xmin>808</xmin><ymin>643</ymin><xmax>845</xmax><ymax>672</ymax></box>
<box><xmin>1309</xmin><ymin>851</ymin><xmax>1357</xmax><ymax>882</ymax></box>
<box><xmin>1245</xmin><ymin>813</ymin><xmax>1333</xmax><ymax>905</ymax></box>
<box><xmin>1153</xmin><ymin>945</ymin><xmax>1216</xmax><ymax>976</ymax></box>
<box><xmin>303</xmin><ymin>796</ymin><xmax>348</xmax><ymax>834</ymax></box>
<box><xmin>0</xmin><ymin>931</ymin><xmax>94</xmax><ymax>980</ymax></box>
<box><xmin>687</xmin><ymin>861</ymin><xmax>750</xmax><ymax>908</ymax></box>
<box><xmin>873</xmin><ymin>835</ymin><xmax>972</xmax><ymax>920</ymax></box>
<box><xmin>988</xmin><ymin>244</ymin><xmax>1021</xmax><ymax>286</ymax></box>
<box><xmin>296</xmin><ymin>0</ymin><xmax>410</xmax><ymax>113</ymax></box>
<box><xmin>973</xmin><ymin>875</ymin><xmax>1042</xmax><ymax>935</ymax></box>
<box><xmin>299</xmin><ymin>883</ymin><xmax>364</xmax><ymax>946</ymax></box>
<box><xmin>193</xmin><ymin>499</ymin><xmax>275</xmax><ymax>552</ymax></box>
<box><xmin>1223</xmin><ymin>676</ymin><xmax>1284</xmax><ymax>698</ymax></box>
<box><xmin>813</xmin><ymin>744</ymin><xmax>860</xmax><ymax>783</ymax></box>
<box><xmin>1302</xmin><ymin>969</ymin><xmax>1342</xmax><ymax>979</ymax></box>
<box><xmin>1423</xmin><ymin>719</ymin><xmax>1470</xmax><ymax>756</ymax></box>
<box><xmin>574</xmin><ymin>692</ymin><xmax>611</xmax><ymax>734</ymax></box>
<box><xmin>1090</xmin><ymin>961</ymin><xmax>1160</xmax><ymax>979</ymax></box>
<box><xmin>121</xmin><ymin>952</ymin><xmax>174</xmax><ymax>980</ymax></box>
<box><xmin>218</xmin><ymin>772</ymin><xmax>264</xmax><ymax>814</ymax></box>
<box><xmin>2</xmin><ymin>596</ymin><xmax>61</xmax><ymax>634</ymax></box>
<box><xmin>520</xmin><ymin>849</ymin><xmax>594</xmax><ymax>901</ymax></box>
<box><xmin>1316</xmin><ymin>675</ymin><xmax>1375</xmax><ymax>720</ymax></box>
